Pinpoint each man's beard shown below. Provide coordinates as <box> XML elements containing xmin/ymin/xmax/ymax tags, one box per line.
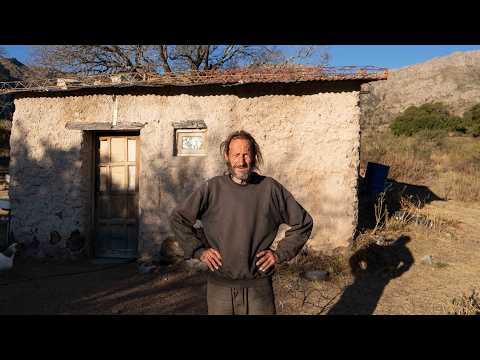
<box><xmin>227</xmin><ymin>161</ymin><xmax>253</xmax><ymax>181</ymax></box>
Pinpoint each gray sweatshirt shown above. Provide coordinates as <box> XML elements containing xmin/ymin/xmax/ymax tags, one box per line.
<box><xmin>169</xmin><ymin>172</ymin><xmax>313</xmax><ymax>287</ymax></box>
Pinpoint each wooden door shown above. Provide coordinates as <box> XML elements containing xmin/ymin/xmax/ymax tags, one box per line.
<box><xmin>94</xmin><ymin>134</ymin><xmax>139</xmax><ymax>258</ymax></box>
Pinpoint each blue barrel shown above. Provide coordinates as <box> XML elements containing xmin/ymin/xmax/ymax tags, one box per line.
<box><xmin>365</xmin><ymin>162</ymin><xmax>390</xmax><ymax>194</ymax></box>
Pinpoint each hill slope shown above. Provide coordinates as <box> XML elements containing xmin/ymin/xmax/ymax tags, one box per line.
<box><xmin>0</xmin><ymin>57</ymin><xmax>29</xmax><ymax>82</ymax></box>
<box><xmin>0</xmin><ymin>57</ymin><xmax>30</xmax><ymax>121</ymax></box>
<box><xmin>360</xmin><ymin>50</ymin><xmax>480</xmax><ymax>132</ymax></box>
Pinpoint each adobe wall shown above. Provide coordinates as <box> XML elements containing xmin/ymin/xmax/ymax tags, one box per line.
<box><xmin>10</xmin><ymin>82</ymin><xmax>361</xmax><ymax>257</ymax></box>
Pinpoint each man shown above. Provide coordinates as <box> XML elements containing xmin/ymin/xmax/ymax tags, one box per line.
<box><xmin>169</xmin><ymin>130</ymin><xmax>313</xmax><ymax>315</ymax></box>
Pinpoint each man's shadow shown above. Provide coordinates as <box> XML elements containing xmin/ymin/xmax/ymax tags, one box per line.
<box><xmin>327</xmin><ymin>235</ymin><xmax>414</xmax><ymax>315</ymax></box>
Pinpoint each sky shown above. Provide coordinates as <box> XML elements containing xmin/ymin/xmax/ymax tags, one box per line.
<box><xmin>328</xmin><ymin>45</ymin><xmax>480</xmax><ymax>69</ymax></box>
<box><xmin>2</xmin><ymin>45</ymin><xmax>480</xmax><ymax>70</ymax></box>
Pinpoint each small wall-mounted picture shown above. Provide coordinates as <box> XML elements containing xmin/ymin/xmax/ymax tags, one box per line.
<box><xmin>175</xmin><ymin>129</ymin><xmax>207</xmax><ymax>156</ymax></box>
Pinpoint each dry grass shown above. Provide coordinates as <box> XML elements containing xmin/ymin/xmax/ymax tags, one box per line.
<box><xmin>0</xmin><ymin>119</ymin><xmax>11</xmax><ymax>131</ymax></box>
<box><xmin>435</xmin><ymin>170</ymin><xmax>480</xmax><ymax>202</ymax></box>
<box><xmin>361</xmin><ymin>132</ymin><xmax>435</xmax><ymax>183</ymax></box>
<box><xmin>445</xmin><ymin>289</ymin><xmax>480</xmax><ymax>315</ymax></box>
<box><xmin>361</xmin><ymin>131</ymin><xmax>480</xmax><ymax>202</ymax></box>
<box><xmin>367</xmin><ymin>187</ymin><xmax>457</xmax><ymax>238</ymax></box>
<box><xmin>272</xmin><ymin>246</ymin><xmax>353</xmax><ymax>315</ymax></box>
<box><xmin>0</xmin><ymin>148</ymin><xmax>9</xmax><ymax>157</ymax></box>
<box><xmin>284</xmin><ymin>247</ymin><xmax>349</xmax><ymax>276</ymax></box>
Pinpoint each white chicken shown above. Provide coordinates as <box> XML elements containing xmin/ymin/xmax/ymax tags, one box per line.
<box><xmin>0</xmin><ymin>243</ymin><xmax>17</xmax><ymax>272</ymax></box>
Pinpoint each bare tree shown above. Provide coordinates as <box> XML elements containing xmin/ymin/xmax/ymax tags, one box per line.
<box><xmin>164</xmin><ymin>45</ymin><xmax>285</xmax><ymax>71</ymax></box>
<box><xmin>29</xmin><ymin>45</ymin><xmax>158</xmax><ymax>75</ymax></box>
<box><xmin>29</xmin><ymin>45</ymin><xmax>330</xmax><ymax>75</ymax></box>
<box><xmin>161</xmin><ymin>45</ymin><xmax>330</xmax><ymax>71</ymax></box>
<box><xmin>284</xmin><ymin>45</ymin><xmax>331</xmax><ymax>66</ymax></box>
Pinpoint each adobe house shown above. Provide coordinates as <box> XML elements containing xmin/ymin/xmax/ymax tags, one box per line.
<box><xmin>3</xmin><ymin>65</ymin><xmax>387</xmax><ymax>260</ymax></box>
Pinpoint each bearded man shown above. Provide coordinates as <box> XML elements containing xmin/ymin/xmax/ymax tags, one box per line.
<box><xmin>169</xmin><ymin>130</ymin><xmax>313</xmax><ymax>315</ymax></box>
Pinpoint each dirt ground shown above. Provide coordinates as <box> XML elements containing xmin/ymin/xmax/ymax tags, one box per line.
<box><xmin>273</xmin><ymin>199</ymin><xmax>480</xmax><ymax>315</ymax></box>
<box><xmin>1</xmin><ymin>199</ymin><xmax>479</xmax><ymax>315</ymax></box>
<box><xmin>0</xmin><ymin>260</ymin><xmax>208</xmax><ymax>315</ymax></box>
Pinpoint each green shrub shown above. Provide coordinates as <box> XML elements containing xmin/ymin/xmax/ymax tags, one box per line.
<box><xmin>463</xmin><ymin>103</ymin><xmax>480</xmax><ymax>125</ymax></box>
<box><xmin>469</xmin><ymin>124</ymin><xmax>480</xmax><ymax>137</ymax></box>
<box><xmin>390</xmin><ymin>102</ymin><xmax>466</xmax><ymax>137</ymax></box>
<box><xmin>463</xmin><ymin>103</ymin><xmax>480</xmax><ymax>136</ymax></box>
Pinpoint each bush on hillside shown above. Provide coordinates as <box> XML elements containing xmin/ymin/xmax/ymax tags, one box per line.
<box><xmin>463</xmin><ymin>103</ymin><xmax>480</xmax><ymax>125</ymax></box>
<box><xmin>390</xmin><ymin>102</ymin><xmax>466</xmax><ymax>137</ymax></box>
<box><xmin>469</xmin><ymin>124</ymin><xmax>480</xmax><ymax>137</ymax></box>
<box><xmin>463</xmin><ymin>103</ymin><xmax>480</xmax><ymax>136</ymax></box>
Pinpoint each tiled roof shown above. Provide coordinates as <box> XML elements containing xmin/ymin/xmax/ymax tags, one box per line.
<box><xmin>0</xmin><ymin>64</ymin><xmax>388</xmax><ymax>94</ymax></box>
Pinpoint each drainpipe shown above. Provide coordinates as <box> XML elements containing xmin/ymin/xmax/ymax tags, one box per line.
<box><xmin>112</xmin><ymin>95</ymin><xmax>118</xmax><ymax>126</ymax></box>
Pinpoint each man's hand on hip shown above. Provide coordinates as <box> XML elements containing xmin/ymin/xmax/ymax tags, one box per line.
<box><xmin>256</xmin><ymin>250</ymin><xmax>278</xmax><ymax>272</ymax></box>
<box><xmin>200</xmin><ymin>248</ymin><xmax>222</xmax><ymax>271</ymax></box>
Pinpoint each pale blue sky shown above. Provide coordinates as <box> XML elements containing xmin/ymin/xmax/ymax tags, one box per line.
<box><xmin>2</xmin><ymin>45</ymin><xmax>480</xmax><ymax>70</ymax></box>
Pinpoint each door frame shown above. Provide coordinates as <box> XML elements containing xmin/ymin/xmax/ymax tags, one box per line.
<box><xmin>90</xmin><ymin>130</ymin><xmax>141</xmax><ymax>258</ymax></box>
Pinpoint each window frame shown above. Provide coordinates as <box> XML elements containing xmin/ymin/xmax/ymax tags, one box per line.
<box><xmin>174</xmin><ymin>128</ymin><xmax>208</xmax><ymax>157</ymax></box>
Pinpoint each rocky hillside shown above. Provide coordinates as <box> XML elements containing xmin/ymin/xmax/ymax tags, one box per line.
<box><xmin>0</xmin><ymin>57</ymin><xmax>28</xmax><ymax>168</ymax></box>
<box><xmin>360</xmin><ymin>50</ymin><xmax>480</xmax><ymax>132</ymax></box>
<box><xmin>0</xmin><ymin>57</ymin><xmax>29</xmax><ymax>82</ymax></box>
<box><xmin>0</xmin><ymin>57</ymin><xmax>30</xmax><ymax>121</ymax></box>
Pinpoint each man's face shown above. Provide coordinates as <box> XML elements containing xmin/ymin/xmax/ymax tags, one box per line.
<box><xmin>225</xmin><ymin>138</ymin><xmax>253</xmax><ymax>181</ymax></box>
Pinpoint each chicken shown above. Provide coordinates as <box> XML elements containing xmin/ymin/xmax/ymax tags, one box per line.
<box><xmin>0</xmin><ymin>243</ymin><xmax>17</xmax><ymax>272</ymax></box>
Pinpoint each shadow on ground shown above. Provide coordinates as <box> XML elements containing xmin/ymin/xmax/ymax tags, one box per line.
<box><xmin>0</xmin><ymin>258</ymin><xmax>207</xmax><ymax>314</ymax></box>
<box><xmin>327</xmin><ymin>235</ymin><xmax>414</xmax><ymax>315</ymax></box>
<box><xmin>357</xmin><ymin>175</ymin><xmax>444</xmax><ymax>231</ymax></box>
